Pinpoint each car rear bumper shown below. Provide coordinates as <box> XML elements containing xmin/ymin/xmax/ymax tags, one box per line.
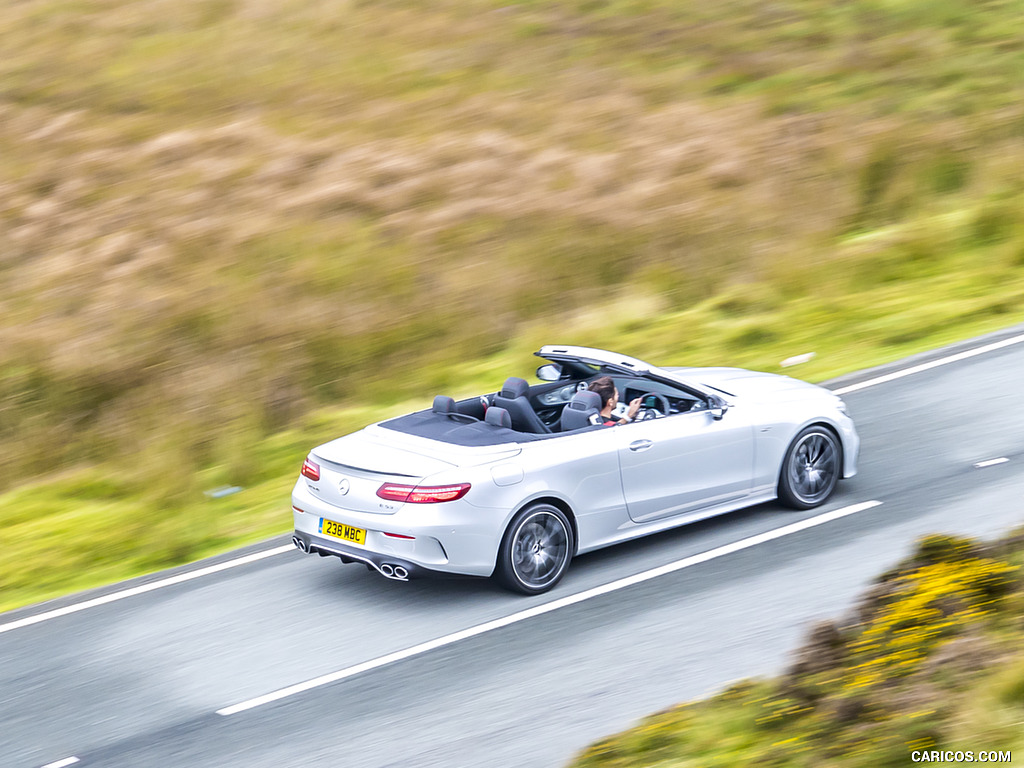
<box><xmin>292</xmin><ymin>480</ymin><xmax>500</xmax><ymax>578</ymax></box>
<box><xmin>291</xmin><ymin>531</ymin><xmax>464</xmax><ymax>581</ymax></box>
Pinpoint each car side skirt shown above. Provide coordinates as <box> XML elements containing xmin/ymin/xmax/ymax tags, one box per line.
<box><xmin>576</xmin><ymin>487</ymin><xmax>778</xmax><ymax>555</ymax></box>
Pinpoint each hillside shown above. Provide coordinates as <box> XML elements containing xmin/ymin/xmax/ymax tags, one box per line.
<box><xmin>1</xmin><ymin>0</ymin><xmax>1023</xmax><ymax>607</ymax></box>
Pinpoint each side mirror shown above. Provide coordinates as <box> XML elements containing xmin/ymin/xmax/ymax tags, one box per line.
<box><xmin>536</xmin><ymin>363</ymin><xmax>562</xmax><ymax>382</ymax></box>
<box><xmin>709</xmin><ymin>395</ymin><xmax>728</xmax><ymax>421</ymax></box>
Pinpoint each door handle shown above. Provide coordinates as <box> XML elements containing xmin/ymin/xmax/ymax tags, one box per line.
<box><xmin>629</xmin><ymin>439</ymin><xmax>653</xmax><ymax>452</ymax></box>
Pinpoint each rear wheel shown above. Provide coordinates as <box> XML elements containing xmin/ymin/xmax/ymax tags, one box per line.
<box><xmin>495</xmin><ymin>503</ymin><xmax>574</xmax><ymax>595</ymax></box>
<box><xmin>778</xmin><ymin>426</ymin><xmax>841</xmax><ymax>509</ymax></box>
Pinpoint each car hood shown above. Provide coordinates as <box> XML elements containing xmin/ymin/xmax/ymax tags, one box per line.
<box><xmin>665</xmin><ymin>366</ymin><xmax>832</xmax><ymax>402</ymax></box>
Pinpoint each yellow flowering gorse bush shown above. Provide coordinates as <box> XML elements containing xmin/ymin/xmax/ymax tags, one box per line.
<box><xmin>847</xmin><ymin>555</ymin><xmax>1018</xmax><ymax>690</ymax></box>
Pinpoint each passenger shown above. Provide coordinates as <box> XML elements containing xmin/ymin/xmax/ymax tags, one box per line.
<box><xmin>587</xmin><ymin>376</ymin><xmax>642</xmax><ymax>426</ymax></box>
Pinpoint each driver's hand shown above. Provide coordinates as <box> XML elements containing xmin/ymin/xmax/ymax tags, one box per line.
<box><xmin>627</xmin><ymin>397</ymin><xmax>642</xmax><ymax>419</ymax></box>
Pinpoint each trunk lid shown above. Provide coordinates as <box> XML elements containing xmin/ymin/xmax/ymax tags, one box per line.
<box><xmin>306</xmin><ymin>426</ymin><xmax>520</xmax><ymax>514</ymax></box>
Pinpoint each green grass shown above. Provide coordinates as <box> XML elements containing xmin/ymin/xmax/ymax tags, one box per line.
<box><xmin>2</xmin><ymin>0</ymin><xmax>1024</xmax><ymax>611</ymax></box>
<box><xmin>0</xmin><ymin>406</ymin><xmax>394</xmax><ymax>612</ymax></box>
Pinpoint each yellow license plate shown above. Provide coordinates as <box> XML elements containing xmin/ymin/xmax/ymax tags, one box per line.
<box><xmin>319</xmin><ymin>519</ymin><xmax>367</xmax><ymax>546</ymax></box>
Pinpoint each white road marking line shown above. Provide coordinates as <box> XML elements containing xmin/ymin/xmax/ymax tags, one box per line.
<box><xmin>41</xmin><ymin>758</ymin><xmax>79</xmax><ymax>768</ymax></box>
<box><xmin>4</xmin><ymin>331</ymin><xmax>1015</xmax><ymax>638</ymax></box>
<box><xmin>975</xmin><ymin>457</ymin><xmax>1010</xmax><ymax>468</ymax></box>
<box><xmin>832</xmin><ymin>332</ymin><xmax>1024</xmax><ymax>395</ymax></box>
<box><xmin>0</xmin><ymin>545</ymin><xmax>294</xmax><ymax>635</ymax></box>
<box><xmin>217</xmin><ymin>500</ymin><xmax>883</xmax><ymax>716</ymax></box>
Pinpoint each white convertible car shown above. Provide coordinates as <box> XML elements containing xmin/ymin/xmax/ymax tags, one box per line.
<box><xmin>292</xmin><ymin>346</ymin><xmax>859</xmax><ymax>594</ymax></box>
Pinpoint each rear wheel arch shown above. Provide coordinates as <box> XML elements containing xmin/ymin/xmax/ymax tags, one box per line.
<box><xmin>512</xmin><ymin>495</ymin><xmax>579</xmax><ymax>556</ymax></box>
<box><xmin>494</xmin><ymin>497</ymin><xmax>577</xmax><ymax>594</ymax></box>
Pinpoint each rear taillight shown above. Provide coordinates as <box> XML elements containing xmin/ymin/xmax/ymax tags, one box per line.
<box><xmin>410</xmin><ymin>484</ymin><xmax>471</xmax><ymax>503</ymax></box>
<box><xmin>301</xmin><ymin>457</ymin><xmax>320</xmax><ymax>481</ymax></box>
<box><xmin>376</xmin><ymin>482</ymin><xmax>471</xmax><ymax>503</ymax></box>
<box><xmin>376</xmin><ymin>483</ymin><xmax>414</xmax><ymax>502</ymax></box>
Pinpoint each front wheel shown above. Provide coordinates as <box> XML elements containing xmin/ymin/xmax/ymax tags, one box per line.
<box><xmin>495</xmin><ymin>503</ymin><xmax>574</xmax><ymax>595</ymax></box>
<box><xmin>778</xmin><ymin>426</ymin><xmax>841</xmax><ymax>510</ymax></box>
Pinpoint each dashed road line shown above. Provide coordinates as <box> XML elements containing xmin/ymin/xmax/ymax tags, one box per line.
<box><xmin>41</xmin><ymin>757</ymin><xmax>80</xmax><ymax>768</ymax></box>
<box><xmin>975</xmin><ymin>458</ymin><xmax>1010</xmax><ymax>468</ymax></box>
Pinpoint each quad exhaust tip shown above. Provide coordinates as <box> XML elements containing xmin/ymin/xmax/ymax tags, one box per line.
<box><xmin>292</xmin><ymin>534</ymin><xmax>409</xmax><ymax>581</ymax></box>
<box><xmin>380</xmin><ymin>563</ymin><xmax>409</xmax><ymax>581</ymax></box>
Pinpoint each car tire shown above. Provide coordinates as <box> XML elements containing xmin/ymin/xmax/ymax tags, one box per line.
<box><xmin>778</xmin><ymin>426</ymin><xmax>841</xmax><ymax>510</ymax></box>
<box><xmin>495</xmin><ymin>503</ymin><xmax>574</xmax><ymax>595</ymax></box>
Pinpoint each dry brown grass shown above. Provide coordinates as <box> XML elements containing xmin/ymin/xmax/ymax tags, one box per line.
<box><xmin>2</xmin><ymin>0</ymin><xmax>1024</xmax><ymax>494</ymax></box>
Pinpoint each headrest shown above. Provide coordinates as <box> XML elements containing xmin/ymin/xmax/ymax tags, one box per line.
<box><xmin>499</xmin><ymin>376</ymin><xmax>530</xmax><ymax>399</ymax></box>
<box><xmin>432</xmin><ymin>395</ymin><xmax>456</xmax><ymax>414</ymax></box>
<box><xmin>568</xmin><ymin>390</ymin><xmax>603</xmax><ymax>411</ymax></box>
<box><xmin>559</xmin><ymin>389</ymin><xmax>603</xmax><ymax>432</ymax></box>
<box><xmin>484</xmin><ymin>406</ymin><xmax>512</xmax><ymax>429</ymax></box>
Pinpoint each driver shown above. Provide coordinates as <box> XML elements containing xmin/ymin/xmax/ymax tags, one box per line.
<box><xmin>588</xmin><ymin>376</ymin><xmax>642</xmax><ymax>426</ymax></box>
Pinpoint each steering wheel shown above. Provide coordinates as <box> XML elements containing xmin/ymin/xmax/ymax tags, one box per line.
<box><xmin>634</xmin><ymin>392</ymin><xmax>670</xmax><ymax>421</ymax></box>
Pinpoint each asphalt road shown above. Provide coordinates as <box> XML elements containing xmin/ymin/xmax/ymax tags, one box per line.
<box><xmin>3</xmin><ymin>325</ymin><xmax>1024</xmax><ymax>768</ymax></box>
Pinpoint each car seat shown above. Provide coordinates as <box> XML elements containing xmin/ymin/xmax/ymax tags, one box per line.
<box><xmin>559</xmin><ymin>390</ymin><xmax>603</xmax><ymax>431</ymax></box>
<box><xmin>491</xmin><ymin>377</ymin><xmax>550</xmax><ymax>434</ymax></box>
<box><xmin>484</xmin><ymin>406</ymin><xmax>512</xmax><ymax>429</ymax></box>
<box><xmin>433</xmin><ymin>395</ymin><xmax>479</xmax><ymax>423</ymax></box>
